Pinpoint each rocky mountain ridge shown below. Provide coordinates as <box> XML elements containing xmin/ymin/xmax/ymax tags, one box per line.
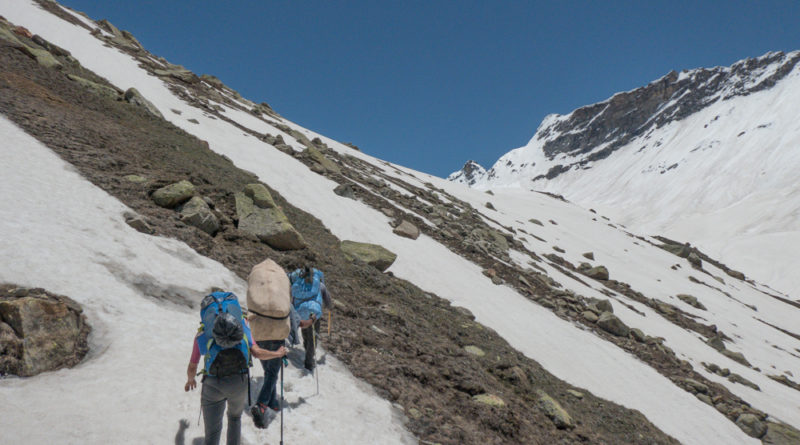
<box><xmin>451</xmin><ymin>50</ymin><xmax>800</xmax><ymax>185</ymax></box>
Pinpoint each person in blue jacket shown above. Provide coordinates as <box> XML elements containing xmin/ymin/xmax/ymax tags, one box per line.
<box><xmin>288</xmin><ymin>265</ymin><xmax>332</xmax><ymax>371</ymax></box>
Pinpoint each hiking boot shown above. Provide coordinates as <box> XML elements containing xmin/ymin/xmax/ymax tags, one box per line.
<box><xmin>251</xmin><ymin>403</ymin><xmax>268</xmax><ymax>429</ymax></box>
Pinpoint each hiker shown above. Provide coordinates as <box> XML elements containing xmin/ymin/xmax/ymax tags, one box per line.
<box><xmin>288</xmin><ymin>265</ymin><xmax>332</xmax><ymax>372</ymax></box>
<box><xmin>246</xmin><ymin>259</ymin><xmax>294</xmax><ymax>429</ymax></box>
<box><xmin>184</xmin><ymin>291</ymin><xmax>286</xmax><ymax>445</ymax></box>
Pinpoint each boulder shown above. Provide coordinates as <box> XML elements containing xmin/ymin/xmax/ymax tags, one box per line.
<box><xmin>597</xmin><ymin>312</ymin><xmax>630</xmax><ymax>337</ymax></box>
<box><xmin>584</xmin><ymin>265</ymin><xmax>609</xmax><ymax>280</ymax></box>
<box><xmin>681</xmin><ymin>378</ymin><xmax>709</xmax><ymax>394</ymax></box>
<box><xmin>677</xmin><ymin>294</ymin><xmax>706</xmax><ymax>310</ymax></box>
<box><xmin>340</xmin><ymin>240</ymin><xmax>397</xmax><ymax>272</ymax></box>
<box><xmin>736</xmin><ymin>413</ymin><xmax>767</xmax><ymax>438</ymax></box>
<box><xmin>306</xmin><ymin>146</ymin><xmax>341</xmax><ymax>174</ymax></box>
<box><xmin>235</xmin><ymin>188</ymin><xmax>305</xmax><ymax>250</ymax></box>
<box><xmin>763</xmin><ymin>421</ymin><xmax>800</xmax><ymax>445</ymax></box>
<box><xmin>333</xmin><ymin>183</ymin><xmax>356</xmax><ymax>199</ymax></box>
<box><xmin>19</xmin><ymin>45</ymin><xmax>62</xmax><ymax>69</ymax></box>
<box><xmin>179</xmin><ymin>197</ymin><xmax>219</xmax><ymax>235</ymax></box>
<box><xmin>124</xmin><ymin>87</ymin><xmax>164</xmax><ymax>119</ymax></box>
<box><xmin>393</xmin><ymin>220</ymin><xmax>420</xmax><ymax>240</ymax></box>
<box><xmin>0</xmin><ymin>285</ymin><xmax>90</xmax><ymax>377</ymax></box>
<box><xmin>582</xmin><ymin>252</ymin><xmax>595</xmax><ymax>260</ymax></box>
<box><xmin>593</xmin><ymin>299</ymin><xmax>614</xmax><ymax>313</ymax></box>
<box><xmin>151</xmin><ymin>180</ymin><xmax>195</xmax><ymax>208</ymax></box>
<box><xmin>529</xmin><ymin>218</ymin><xmax>543</xmax><ymax>226</ymax></box>
<box><xmin>536</xmin><ymin>390</ymin><xmax>574</xmax><ymax>429</ymax></box>
<box><xmin>243</xmin><ymin>183</ymin><xmax>276</xmax><ymax>208</ymax></box>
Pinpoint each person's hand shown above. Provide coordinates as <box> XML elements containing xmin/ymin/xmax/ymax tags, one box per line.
<box><xmin>299</xmin><ymin>318</ymin><xmax>313</xmax><ymax>329</ymax></box>
<box><xmin>275</xmin><ymin>346</ymin><xmax>287</xmax><ymax>357</ymax></box>
<box><xmin>185</xmin><ymin>378</ymin><xmax>197</xmax><ymax>392</ymax></box>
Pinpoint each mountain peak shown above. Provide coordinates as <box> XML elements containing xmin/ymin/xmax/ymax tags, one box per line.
<box><xmin>447</xmin><ymin>159</ymin><xmax>486</xmax><ymax>186</ymax></box>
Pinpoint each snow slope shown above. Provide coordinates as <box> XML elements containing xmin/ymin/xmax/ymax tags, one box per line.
<box><xmin>2</xmin><ymin>1</ymin><xmax>799</xmax><ymax>444</ymax></box>
<box><xmin>467</xmin><ymin>53</ymin><xmax>800</xmax><ymax>298</ymax></box>
<box><xmin>0</xmin><ymin>115</ymin><xmax>415</xmax><ymax>444</ymax></box>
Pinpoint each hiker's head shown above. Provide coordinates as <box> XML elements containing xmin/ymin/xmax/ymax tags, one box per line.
<box><xmin>301</xmin><ymin>265</ymin><xmax>313</xmax><ymax>283</ymax></box>
<box><xmin>212</xmin><ymin>312</ymin><xmax>243</xmax><ymax>348</ymax></box>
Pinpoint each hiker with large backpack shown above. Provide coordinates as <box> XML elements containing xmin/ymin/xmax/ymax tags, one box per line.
<box><xmin>288</xmin><ymin>265</ymin><xmax>332</xmax><ymax>372</ymax></box>
<box><xmin>184</xmin><ymin>290</ymin><xmax>286</xmax><ymax>445</ymax></box>
<box><xmin>246</xmin><ymin>259</ymin><xmax>295</xmax><ymax>429</ymax></box>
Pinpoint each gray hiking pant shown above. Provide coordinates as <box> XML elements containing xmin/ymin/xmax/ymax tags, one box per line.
<box><xmin>201</xmin><ymin>374</ymin><xmax>248</xmax><ymax>445</ymax></box>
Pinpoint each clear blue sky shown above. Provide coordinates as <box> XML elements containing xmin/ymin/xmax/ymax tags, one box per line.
<box><xmin>60</xmin><ymin>0</ymin><xmax>800</xmax><ymax>177</ymax></box>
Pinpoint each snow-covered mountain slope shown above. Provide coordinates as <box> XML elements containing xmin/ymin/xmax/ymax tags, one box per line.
<box><xmin>2</xmin><ymin>1</ymin><xmax>800</xmax><ymax>444</ymax></box>
<box><xmin>453</xmin><ymin>52</ymin><xmax>800</xmax><ymax>298</ymax></box>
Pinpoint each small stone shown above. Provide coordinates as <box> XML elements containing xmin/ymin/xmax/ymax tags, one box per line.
<box><xmin>485</xmin><ymin>202</ymin><xmax>495</xmax><ymax>210</ymax></box>
<box><xmin>380</xmin><ymin>208</ymin><xmax>395</xmax><ymax>217</ymax></box>
<box><xmin>464</xmin><ymin>345</ymin><xmax>485</xmax><ymax>357</ymax></box>
<box><xmin>473</xmin><ymin>393</ymin><xmax>505</xmax><ymax>407</ymax></box>
<box><xmin>582</xmin><ymin>311</ymin><xmax>599</xmax><ymax>323</ymax></box>
<box><xmin>722</xmin><ymin>349</ymin><xmax>752</xmax><ymax>367</ymax></box>
<box><xmin>333</xmin><ymin>183</ymin><xmax>356</xmax><ymax>199</ymax></box>
<box><xmin>706</xmin><ymin>335</ymin><xmax>725</xmax><ymax>352</ymax></box>
<box><xmin>566</xmin><ymin>390</ymin><xmax>584</xmax><ymax>399</ymax></box>
<box><xmin>407</xmin><ymin>408</ymin><xmax>422</xmax><ymax>420</ymax></box>
<box><xmin>582</xmin><ymin>252</ymin><xmax>595</xmax><ymax>260</ymax></box>
<box><xmin>123</xmin><ymin>212</ymin><xmax>154</xmax><ymax>234</ymax></box>
<box><xmin>123</xmin><ymin>174</ymin><xmax>147</xmax><ymax>183</ymax></box>
<box><xmin>696</xmin><ymin>393</ymin><xmax>713</xmax><ymax>405</ymax></box>
<box><xmin>529</xmin><ymin>219</ymin><xmax>543</xmax><ymax>226</ymax></box>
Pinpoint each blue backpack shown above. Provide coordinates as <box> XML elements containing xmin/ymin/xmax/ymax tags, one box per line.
<box><xmin>289</xmin><ymin>268</ymin><xmax>324</xmax><ymax>320</ymax></box>
<box><xmin>197</xmin><ymin>291</ymin><xmax>252</xmax><ymax>377</ymax></box>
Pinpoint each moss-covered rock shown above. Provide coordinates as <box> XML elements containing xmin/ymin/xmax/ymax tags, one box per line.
<box><xmin>179</xmin><ymin>196</ymin><xmax>219</xmax><ymax>235</ymax></box>
<box><xmin>536</xmin><ymin>390</ymin><xmax>574</xmax><ymax>429</ymax></box>
<box><xmin>340</xmin><ymin>240</ymin><xmax>397</xmax><ymax>271</ymax></box>
<box><xmin>151</xmin><ymin>180</ymin><xmax>195</xmax><ymax>208</ymax></box>
<box><xmin>124</xmin><ymin>87</ymin><xmax>164</xmax><ymax>119</ymax></box>
<box><xmin>306</xmin><ymin>146</ymin><xmax>341</xmax><ymax>174</ymax></box>
<box><xmin>235</xmin><ymin>190</ymin><xmax>305</xmax><ymax>250</ymax></box>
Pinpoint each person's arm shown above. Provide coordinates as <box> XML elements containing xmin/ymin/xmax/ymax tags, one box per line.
<box><xmin>320</xmin><ymin>283</ymin><xmax>333</xmax><ymax>309</ymax></box>
<box><xmin>251</xmin><ymin>345</ymin><xmax>288</xmax><ymax>360</ymax></box>
<box><xmin>185</xmin><ymin>337</ymin><xmax>200</xmax><ymax>391</ymax></box>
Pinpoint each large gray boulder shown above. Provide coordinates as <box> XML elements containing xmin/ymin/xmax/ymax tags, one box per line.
<box><xmin>151</xmin><ymin>180</ymin><xmax>195</xmax><ymax>208</ymax></box>
<box><xmin>393</xmin><ymin>220</ymin><xmax>420</xmax><ymax>240</ymax></box>
<box><xmin>584</xmin><ymin>265</ymin><xmax>610</xmax><ymax>280</ymax></box>
<box><xmin>340</xmin><ymin>240</ymin><xmax>397</xmax><ymax>272</ymax></box>
<box><xmin>597</xmin><ymin>311</ymin><xmax>630</xmax><ymax>337</ymax></box>
<box><xmin>0</xmin><ymin>285</ymin><xmax>90</xmax><ymax>377</ymax></box>
<box><xmin>736</xmin><ymin>413</ymin><xmax>767</xmax><ymax>438</ymax></box>
<box><xmin>124</xmin><ymin>87</ymin><xmax>164</xmax><ymax>119</ymax></box>
<box><xmin>180</xmin><ymin>196</ymin><xmax>219</xmax><ymax>235</ymax></box>
<box><xmin>235</xmin><ymin>184</ymin><xmax>305</xmax><ymax>250</ymax></box>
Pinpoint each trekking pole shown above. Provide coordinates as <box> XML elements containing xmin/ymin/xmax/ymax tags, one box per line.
<box><xmin>281</xmin><ymin>356</ymin><xmax>287</xmax><ymax>445</ymax></box>
<box><xmin>313</xmin><ymin>328</ymin><xmax>319</xmax><ymax>396</ymax></box>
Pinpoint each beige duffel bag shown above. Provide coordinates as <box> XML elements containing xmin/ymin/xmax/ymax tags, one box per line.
<box><xmin>247</xmin><ymin>259</ymin><xmax>291</xmax><ymax>341</ymax></box>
